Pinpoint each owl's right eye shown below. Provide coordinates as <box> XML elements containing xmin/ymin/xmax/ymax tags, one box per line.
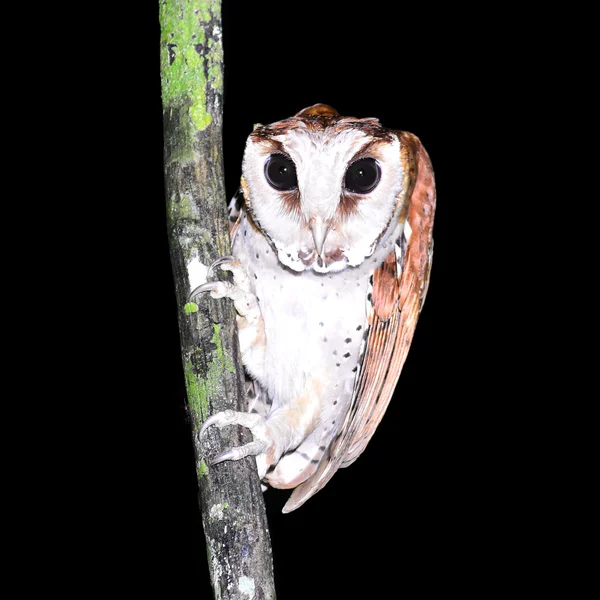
<box><xmin>264</xmin><ymin>154</ymin><xmax>298</xmax><ymax>191</ymax></box>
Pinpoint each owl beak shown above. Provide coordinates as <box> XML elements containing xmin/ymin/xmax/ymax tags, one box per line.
<box><xmin>310</xmin><ymin>216</ymin><xmax>330</xmax><ymax>258</ymax></box>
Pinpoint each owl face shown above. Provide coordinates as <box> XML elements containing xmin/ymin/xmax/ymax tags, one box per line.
<box><xmin>241</xmin><ymin>111</ymin><xmax>407</xmax><ymax>273</ymax></box>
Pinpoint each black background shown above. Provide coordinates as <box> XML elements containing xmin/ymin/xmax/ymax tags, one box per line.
<box><xmin>93</xmin><ymin>1</ymin><xmax>526</xmax><ymax>597</ymax></box>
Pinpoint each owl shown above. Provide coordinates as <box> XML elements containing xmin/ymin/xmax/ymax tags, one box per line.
<box><xmin>192</xmin><ymin>104</ymin><xmax>436</xmax><ymax>512</ymax></box>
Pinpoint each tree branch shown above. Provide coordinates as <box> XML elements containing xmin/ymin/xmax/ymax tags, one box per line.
<box><xmin>159</xmin><ymin>1</ymin><xmax>276</xmax><ymax>597</ymax></box>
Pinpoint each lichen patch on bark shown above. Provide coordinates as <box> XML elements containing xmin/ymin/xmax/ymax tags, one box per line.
<box><xmin>159</xmin><ymin>0</ymin><xmax>223</xmax><ymax>131</ymax></box>
<box><xmin>185</xmin><ymin>324</ymin><xmax>234</xmax><ymax>430</ymax></box>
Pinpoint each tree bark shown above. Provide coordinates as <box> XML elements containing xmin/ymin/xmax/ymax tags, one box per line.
<box><xmin>159</xmin><ymin>2</ymin><xmax>276</xmax><ymax>598</ymax></box>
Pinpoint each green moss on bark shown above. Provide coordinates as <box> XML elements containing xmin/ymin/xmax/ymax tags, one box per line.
<box><xmin>159</xmin><ymin>0</ymin><xmax>223</xmax><ymax>131</ymax></box>
<box><xmin>198</xmin><ymin>459</ymin><xmax>208</xmax><ymax>478</ymax></box>
<box><xmin>185</xmin><ymin>359</ymin><xmax>209</xmax><ymax>424</ymax></box>
<box><xmin>184</xmin><ymin>302</ymin><xmax>199</xmax><ymax>314</ymax></box>
<box><xmin>185</xmin><ymin>324</ymin><xmax>234</xmax><ymax>429</ymax></box>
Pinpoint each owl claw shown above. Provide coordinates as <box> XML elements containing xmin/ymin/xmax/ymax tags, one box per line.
<box><xmin>189</xmin><ymin>257</ymin><xmax>250</xmax><ymax>302</ymax></box>
<box><xmin>210</xmin><ymin>439</ymin><xmax>268</xmax><ymax>466</ymax></box>
<box><xmin>199</xmin><ymin>410</ymin><xmax>234</xmax><ymax>438</ymax></box>
<box><xmin>189</xmin><ymin>280</ymin><xmax>236</xmax><ymax>301</ymax></box>
<box><xmin>200</xmin><ymin>409</ymin><xmax>266</xmax><ymax>438</ymax></box>
<box><xmin>190</xmin><ymin>281</ymin><xmax>219</xmax><ymax>300</ymax></box>
<box><xmin>211</xmin><ymin>257</ymin><xmax>250</xmax><ymax>292</ymax></box>
<box><xmin>200</xmin><ymin>410</ymin><xmax>272</xmax><ymax>478</ymax></box>
<box><xmin>208</xmin><ymin>255</ymin><xmax>236</xmax><ymax>277</ymax></box>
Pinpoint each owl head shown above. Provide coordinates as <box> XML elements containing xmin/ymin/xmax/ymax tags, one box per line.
<box><xmin>241</xmin><ymin>104</ymin><xmax>411</xmax><ymax>273</ymax></box>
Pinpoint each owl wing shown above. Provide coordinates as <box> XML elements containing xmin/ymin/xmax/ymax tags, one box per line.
<box><xmin>228</xmin><ymin>188</ymin><xmax>244</xmax><ymax>238</ymax></box>
<box><xmin>283</xmin><ymin>132</ymin><xmax>435</xmax><ymax>512</ymax></box>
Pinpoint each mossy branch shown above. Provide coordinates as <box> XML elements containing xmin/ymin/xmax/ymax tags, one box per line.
<box><xmin>159</xmin><ymin>1</ymin><xmax>276</xmax><ymax>598</ymax></box>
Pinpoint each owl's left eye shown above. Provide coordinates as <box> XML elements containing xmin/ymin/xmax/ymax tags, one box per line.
<box><xmin>344</xmin><ymin>158</ymin><xmax>381</xmax><ymax>194</ymax></box>
<box><xmin>264</xmin><ymin>154</ymin><xmax>298</xmax><ymax>191</ymax></box>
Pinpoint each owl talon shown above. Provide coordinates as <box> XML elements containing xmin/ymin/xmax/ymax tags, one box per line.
<box><xmin>190</xmin><ymin>281</ymin><xmax>218</xmax><ymax>300</ymax></box>
<box><xmin>212</xmin><ymin>256</ymin><xmax>250</xmax><ymax>292</ymax></box>
<box><xmin>189</xmin><ymin>280</ymin><xmax>236</xmax><ymax>301</ymax></box>
<box><xmin>200</xmin><ymin>410</ymin><xmax>273</xmax><ymax>478</ymax></box>
<box><xmin>199</xmin><ymin>409</ymin><xmax>235</xmax><ymax>438</ymax></box>
<box><xmin>189</xmin><ymin>257</ymin><xmax>250</xmax><ymax>302</ymax></box>
<box><xmin>208</xmin><ymin>255</ymin><xmax>236</xmax><ymax>277</ymax></box>
<box><xmin>200</xmin><ymin>409</ymin><xmax>267</xmax><ymax>438</ymax></box>
<box><xmin>210</xmin><ymin>439</ymin><xmax>268</xmax><ymax>466</ymax></box>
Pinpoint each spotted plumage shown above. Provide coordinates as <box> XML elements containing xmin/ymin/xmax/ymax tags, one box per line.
<box><xmin>193</xmin><ymin>104</ymin><xmax>436</xmax><ymax>512</ymax></box>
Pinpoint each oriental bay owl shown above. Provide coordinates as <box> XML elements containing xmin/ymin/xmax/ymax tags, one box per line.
<box><xmin>192</xmin><ymin>104</ymin><xmax>435</xmax><ymax>513</ymax></box>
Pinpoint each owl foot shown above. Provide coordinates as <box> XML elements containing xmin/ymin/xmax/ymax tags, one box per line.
<box><xmin>200</xmin><ymin>409</ymin><xmax>273</xmax><ymax>479</ymax></box>
<box><xmin>207</xmin><ymin>256</ymin><xmax>247</xmax><ymax>284</ymax></box>
<box><xmin>189</xmin><ymin>257</ymin><xmax>257</xmax><ymax>318</ymax></box>
<box><xmin>190</xmin><ymin>256</ymin><xmax>266</xmax><ymax>382</ymax></box>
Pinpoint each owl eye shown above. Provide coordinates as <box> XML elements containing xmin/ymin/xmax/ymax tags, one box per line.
<box><xmin>344</xmin><ymin>158</ymin><xmax>381</xmax><ymax>194</ymax></box>
<box><xmin>264</xmin><ymin>154</ymin><xmax>298</xmax><ymax>191</ymax></box>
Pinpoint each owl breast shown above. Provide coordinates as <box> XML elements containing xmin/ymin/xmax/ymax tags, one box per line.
<box><xmin>232</xmin><ymin>208</ymin><xmax>374</xmax><ymax>486</ymax></box>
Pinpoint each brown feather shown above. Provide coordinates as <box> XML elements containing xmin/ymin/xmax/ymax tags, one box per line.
<box><xmin>295</xmin><ymin>103</ymin><xmax>340</xmax><ymax>117</ymax></box>
<box><xmin>372</xmin><ymin>252</ymin><xmax>401</xmax><ymax>321</ymax></box>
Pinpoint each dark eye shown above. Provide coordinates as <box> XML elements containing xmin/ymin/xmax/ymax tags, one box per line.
<box><xmin>264</xmin><ymin>154</ymin><xmax>298</xmax><ymax>191</ymax></box>
<box><xmin>344</xmin><ymin>158</ymin><xmax>381</xmax><ymax>194</ymax></box>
